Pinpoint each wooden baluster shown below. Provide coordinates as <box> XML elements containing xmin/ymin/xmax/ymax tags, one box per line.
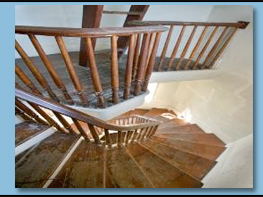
<box><xmin>87</xmin><ymin>123</ymin><xmax>101</xmax><ymax>144</ymax></box>
<box><xmin>15</xmin><ymin>98</ymin><xmax>47</xmax><ymax>125</ymax></box>
<box><xmin>176</xmin><ymin>25</ymin><xmax>197</xmax><ymax>70</ymax></box>
<box><xmin>136</xmin><ymin>128</ymin><xmax>143</xmax><ymax>141</ymax></box>
<box><xmin>146</xmin><ymin>33</ymin><xmax>156</xmax><ymax>67</ymax></box>
<box><xmin>157</xmin><ymin>25</ymin><xmax>174</xmax><ymax>71</ymax></box>
<box><xmin>117</xmin><ymin>131</ymin><xmax>123</xmax><ymax>147</ymax></box>
<box><xmin>185</xmin><ymin>26</ymin><xmax>208</xmax><ymax>70</ymax></box>
<box><xmin>146</xmin><ymin>126</ymin><xmax>154</xmax><ymax>138</ymax></box>
<box><xmin>167</xmin><ymin>25</ymin><xmax>186</xmax><ymax>70</ymax></box>
<box><xmin>15</xmin><ymin>82</ymin><xmax>23</xmax><ymax>90</ymax></box>
<box><xmin>15</xmin><ymin>40</ymin><xmax>59</xmax><ymax>102</ymax></box>
<box><xmin>72</xmin><ymin>118</ymin><xmax>90</xmax><ymax>140</ymax></box>
<box><xmin>208</xmin><ymin>27</ymin><xmax>238</xmax><ymax>68</ymax></box>
<box><xmin>28</xmin><ymin>102</ymin><xmax>68</xmax><ymax>134</ymax></box>
<box><xmin>134</xmin><ymin>33</ymin><xmax>151</xmax><ymax>96</ymax></box>
<box><xmin>85</xmin><ymin>37</ymin><xmax>105</xmax><ymax>108</ymax></box>
<box><xmin>28</xmin><ymin>34</ymin><xmax>74</xmax><ymax>105</ymax></box>
<box><xmin>52</xmin><ymin>112</ymin><xmax>75</xmax><ymax>134</ymax></box>
<box><xmin>139</xmin><ymin>127</ymin><xmax>149</xmax><ymax>141</ymax></box>
<box><xmin>132</xmin><ymin>34</ymin><xmax>141</xmax><ymax>81</ymax></box>
<box><xmin>149</xmin><ymin>125</ymin><xmax>159</xmax><ymax>137</ymax></box>
<box><xmin>111</xmin><ymin>35</ymin><xmax>119</xmax><ymax>104</ymax></box>
<box><xmin>123</xmin><ymin>34</ymin><xmax>136</xmax><ymax>100</ymax></box>
<box><xmin>202</xmin><ymin>26</ymin><xmax>228</xmax><ymax>69</ymax></box>
<box><xmin>125</xmin><ymin>130</ymin><xmax>132</xmax><ymax>146</ymax></box>
<box><xmin>193</xmin><ymin>26</ymin><xmax>219</xmax><ymax>69</ymax></box>
<box><xmin>15</xmin><ymin>106</ymin><xmax>35</xmax><ymax>122</ymax></box>
<box><xmin>104</xmin><ymin>129</ymin><xmax>112</xmax><ymax>149</ymax></box>
<box><xmin>55</xmin><ymin>36</ymin><xmax>89</xmax><ymax>106</ymax></box>
<box><xmin>15</xmin><ymin>64</ymin><xmax>42</xmax><ymax>95</ymax></box>
<box><xmin>142</xmin><ymin>32</ymin><xmax>162</xmax><ymax>91</ymax></box>
<box><xmin>130</xmin><ymin>129</ymin><xmax>138</xmax><ymax>143</ymax></box>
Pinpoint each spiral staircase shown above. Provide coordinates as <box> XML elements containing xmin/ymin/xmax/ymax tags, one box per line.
<box><xmin>15</xmin><ymin>104</ymin><xmax>225</xmax><ymax>188</ymax></box>
<box><xmin>15</xmin><ymin>9</ymin><xmax>249</xmax><ymax>188</ymax></box>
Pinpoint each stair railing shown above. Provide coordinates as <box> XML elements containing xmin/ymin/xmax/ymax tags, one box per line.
<box><xmin>15</xmin><ymin>25</ymin><xmax>167</xmax><ymax>108</ymax></box>
<box><xmin>15</xmin><ymin>87</ymin><xmax>161</xmax><ymax>149</ymax></box>
<box><xmin>128</xmin><ymin>20</ymin><xmax>249</xmax><ymax>72</ymax></box>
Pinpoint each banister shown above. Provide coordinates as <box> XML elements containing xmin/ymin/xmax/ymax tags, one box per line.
<box><xmin>15</xmin><ymin>25</ymin><xmax>168</xmax><ymax>37</ymax></box>
<box><xmin>15</xmin><ymin>88</ymin><xmax>161</xmax><ymax>131</ymax></box>
<box><xmin>128</xmin><ymin>20</ymin><xmax>249</xmax><ymax>29</ymax></box>
<box><xmin>128</xmin><ymin>20</ymin><xmax>249</xmax><ymax>72</ymax></box>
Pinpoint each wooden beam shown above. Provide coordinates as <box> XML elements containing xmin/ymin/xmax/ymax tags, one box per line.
<box><xmin>117</xmin><ymin>5</ymin><xmax>150</xmax><ymax>56</ymax></box>
<box><xmin>79</xmin><ymin>5</ymin><xmax>104</xmax><ymax>67</ymax></box>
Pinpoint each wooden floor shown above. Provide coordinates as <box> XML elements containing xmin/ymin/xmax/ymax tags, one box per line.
<box><xmin>15</xmin><ymin>108</ymin><xmax>226</xmax><ymax>188</ymax></box>
<box><xmin>15</xmin><ymin>51</ymin><xmax>201</xmax><ymax>108</ymax></box>
<box><xmin>16</xmin><ymin>51</ymin><xmax>133</xmax><ymax>108</ymax></box>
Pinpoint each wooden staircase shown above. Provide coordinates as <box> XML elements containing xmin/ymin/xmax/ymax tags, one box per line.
<box><xmin>15</xmin><ymin>106</ymin><xmax>226</xmax><ymax>188</ymax></box>
<box><xmin>15</xmin><ymin>20</ymin><xmax>249</xmax><ymax>110</ymax></box>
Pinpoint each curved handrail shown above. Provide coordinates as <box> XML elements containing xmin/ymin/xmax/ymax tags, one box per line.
<box><xmin>128</xmin><ymin>20</ymin><xmax>249</xmax><ymax>29</ymax></box>
<box><xmin>15</xmin><ymin>88</ymin><xmax>161</xmax><ymax>131</ymax></box>
<box><xmin>15</xmin><ymin>25</ymin><xmax>167</xmax><ymax>108</ymax></box>
<box><xmin>127</xmin><ymin>20</ymin><xmax>249</xmax><ymax>71</ymax></box>
<box><xmin>15</xmin><ymin>25</ymin><xmax>168</xmax><ymax>37</ymax></box>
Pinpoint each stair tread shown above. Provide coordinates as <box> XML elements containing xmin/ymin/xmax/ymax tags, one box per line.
<box><xmin>142</xmin><ymin>140</ymin><xmax>216</xmax><ymax>180</ymax></box>
<box><xmin>127</xmin><ymin>143</ymin><xmax>202</xmax><ymax>188</ymax></box>
<box><xmin>143</xmin><ymin>108</ymin><xmax>172</xmax><ymax>117</ymax></box>
<box><xmin>15</xmin><ymin>133</ymin><xmax>79</xmax><ymax>188</ymax></box>
<box><xmin>107</xmin><ymin>146</ymin><xmax>153</xmax><ymax>188</ymax></box>
<box><xmin>150</xmin><ymin>136</ymin><xmax>226</xmax><ymax>161</ymax></box>
<box><xmin>15</xmin><ymin>121</ymin><xmax>51</xmax><ymax>147</ymax></box>
<box><xmin>156</xmin><ymin>124</ymin><xmax>205</xmax><ymax>134</ymax></box>
<box><xmin>130</xmin><ymin>109</ymin><xmax>149</xmax><ymax>116</ymax></box>
<box><xmin>158</xmin><ymin>118</ymin><xmax>189</xmax><ymax>128</ymax></box>
<box><xmin>156</xmin><ymin>133</ymin><xmax>225</xmax><ymax>147</ymax></box>
<box><xmin>49</xmin><ymin>142</ymin><xmax>115</xmax><ymax>188</ymax></box>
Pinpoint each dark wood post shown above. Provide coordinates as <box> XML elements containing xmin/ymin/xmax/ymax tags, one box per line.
<box><xmin>79</xmin><ymin>5</ymin><xmax>104</xmax><ymax>67</ymax></box>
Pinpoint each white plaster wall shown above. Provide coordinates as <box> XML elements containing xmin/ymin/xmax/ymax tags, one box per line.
<box><xmin>142</xmin><ymin>5</ymin><xmax>253</xmax><ymax>144</ymax></box>
<box><xmin>203</xmin><ymin>134</ymin><xmax>253</xmax><ymax>188</ymax></box>
<box><xmin>15</xmin><ymin>5</ymin><xmax>213</xmax><ymax>58</ymax></box>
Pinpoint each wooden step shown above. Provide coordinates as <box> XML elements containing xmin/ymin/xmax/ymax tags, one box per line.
<box><xmin>15</xmin><ymin>121</ymin><xmax>51</xmax><ymax>147</ymax></box>
<box><xmin>144</xmin><ymin>108</ymin><xmax>180</xmax><ymax>123</ymax></box>
<box><xmin>155</xmin><ymin>133</ymin><xmax>225</xmax><ymax>147</ymax></box>
<box><xmin>49</xmin><ymin>142</ymin><xmax>115</xmax><ymax>188</ymax></box>
<box><xmin>107</xmin><ymin>147</ymin><xmax>153</xmax><ymax>188</ymax></box>
<box><xmin>130</xmin><ymin>108</ymin><xmax>149</xmax><ymax>116</ymax></box>
<box><xmin>156</xmin><ymin>124</ymin><xmax>205</xmax><ymax>135</ymax></box>
<box><xmin>142</xmin><ymin>140</ymin><xmax>216</xmax><ymax>180</ymax></box>
<box><xmin>15</xmin><ymin>133</ymin><xmax>80</xmax><ymax>188</ymax></box>
<box><xmin>150</xmin><ymin>136</ymin><xmax>226</xmax><ymax>161</ymax></box>
<box><xmin>158</xmin><ymin>118</ymin><xmax>189</xmax><ymax>128</ymax></box>
<box><xmin>127</xmin><ymin>143</ymin><xmax>202</xmax><ymax>188</ymax></box>
<box><xmin>143</xmin><ymin>108</ymin><xmax>171</xmax><ymax>117</ymax></box>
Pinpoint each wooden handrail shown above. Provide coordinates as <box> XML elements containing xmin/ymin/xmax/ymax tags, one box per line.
<box><xmin>128</xmin><ymin>20</ymin><xmax>249</xmax><ymax>71</ymax></box>
<box><xmin>15</xmin><ymin>25</ymin><xmax>167</xmax><ymax>38</ymax></box>
<box><xmin>128</xmin><ymin>20</ymin><xmax>249</xmax><ymax>29</ymax></box>
<box><xmin>15</xmin><ymin>88</ymin><xmax>161</xmax><ymax>132</ymax></box>
<box><xmin>16</xmin><ymin>25</ymin><xmax>167</xmax><ymax>108</ymax></box>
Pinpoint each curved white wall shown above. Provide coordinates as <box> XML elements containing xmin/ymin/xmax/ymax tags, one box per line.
<box><xmin>142</xmin><ymin>5</ymin><xmax>253</xmax><ymax>144</ymax></box>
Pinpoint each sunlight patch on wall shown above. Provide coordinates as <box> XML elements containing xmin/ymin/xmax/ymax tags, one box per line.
<box><xmin>178</xmin><ymin>107</ymin><xmax>192</xmax><ymax>123</ymax></box>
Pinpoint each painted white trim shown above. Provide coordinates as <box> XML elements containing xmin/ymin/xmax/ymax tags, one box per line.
<box><xmin>15</xmin><ymin>115</ymin><xmax>24</xmax><ymax>125</ymax></box>
<box><xmin>69</xmin><ymin>91</ymin><xmax>150</xmax><ymax>121</ymax></box>
<box><xmin>149</xmin><ymin>69</ymin><xmax>221</xmax><ymax>83</ymax></box>
<box><xmin>15</xmin><ymin>127</ymin><xmax>56</xmax><ymax>157</ymax></box>
<box><xmin>42</xmin><ymin>137</ymin><xmax>84</xmax><ymax>188</ymax></box>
